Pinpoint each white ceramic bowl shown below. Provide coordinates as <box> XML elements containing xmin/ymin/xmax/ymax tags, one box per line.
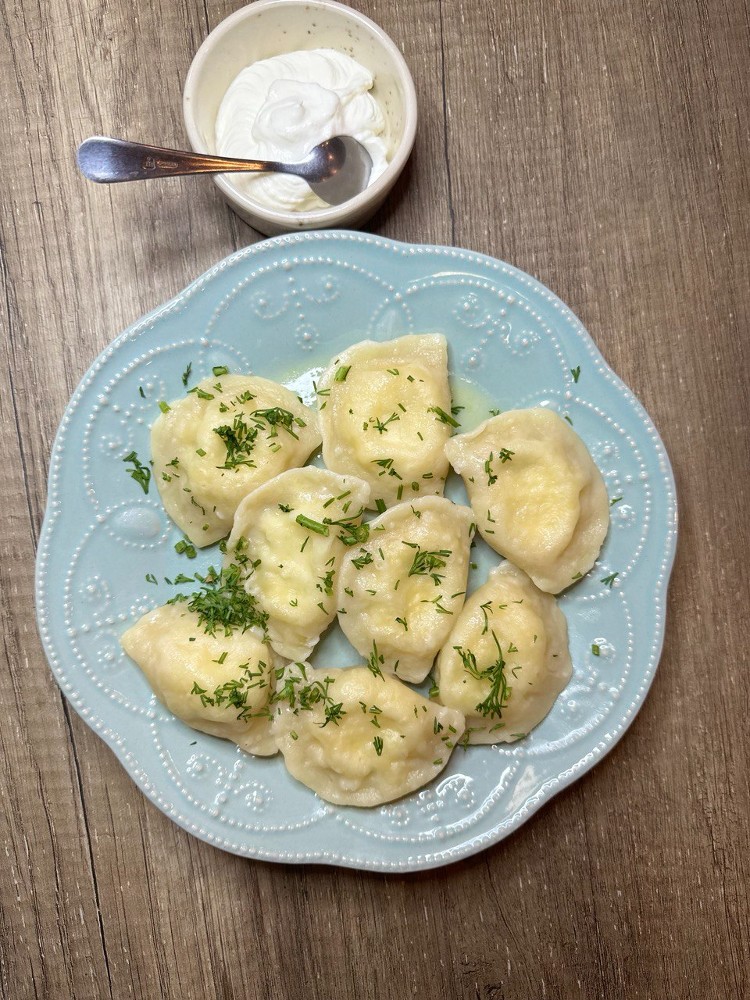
<box><xmin>183</xmin><ymin>0</ymin><xmax>417</xmax><ymax>236</ymax></box>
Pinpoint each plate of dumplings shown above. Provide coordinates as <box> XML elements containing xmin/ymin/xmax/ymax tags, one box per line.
<box><xmin>36</xmin><ymin>232</ymin><xmax>677</xmax><ymax>870</ymax></box>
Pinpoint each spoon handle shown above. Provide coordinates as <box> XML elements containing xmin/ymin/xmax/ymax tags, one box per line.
<box><xmin>77</xmin><ymin>137</ymin><xmax>288</xmax><ymax>183</ymax></box>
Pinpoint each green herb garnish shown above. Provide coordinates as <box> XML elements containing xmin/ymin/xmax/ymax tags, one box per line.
<box><xmin>352</xmin><ymin>550</ymin><xmax>373</xmax><ymax>570</ymax></box>
<box><xmin>174</xmin><ymin>538</ymin><xmax>197</xmax><ymax>559</ymax></box>
<box><xmin>407</xmin><ymin>547</ymin><xmax>451</xmax><ymax>585</ymax></box>
<box><xmin>455</xmin><ymin>632</ymin><xmax>511</xmax><ymax>719</ymax></box>
<box><xmin>295</xmin><ymin>514</ymin><xmax>330</xmax><ymax>536</ymax></box>
<box><xmin>191</xmin><ymin>661</ymin><xmax>268</xmax><ymax>720</ymax></box>
<box><xmin>366</xmin><ymin>642</ymin><xmax>385</xmax><ymax>679</ymax></box>
<box><xmin>272</xmin><ymin>668</ymin><xmax>346</xmax><ymax>728</ymax></box>
<box><xmin>123</xmin><ymin>451</ymin><xmax>151</xmax><ymax>494</ymax></box>
<box><xmin>323</xmin><ymin>512</ymin><xmax>369</xmax><ymax>546</ymax></box>
<box><xmin>428</xmin><ymin>405</ymin><xmax>460</xmax><ymax>428</ymax></box>
<box><xmin>372</xmin><ymin>457</ymin><xmax>402</xmax><ymax>480</ymax></box>
<box><xmin>214</xmin><ymin>413</ymin><xmax>258</xmax><ymax>469</ymax></box>
<box><xmin>169</xmin><ymin>562</ymin><xmax>268</xmax><ymax>638</ymax></box>
<box><xmin>371</xmin><ymin>412</ymin><xmax>400</xmax><ymax>434</ymax></box>
<box><xmin>479</xmin><ymin>600</ymin><xmax>493</xmax><ymax>634</ymax></box>
<box><xmin>251</xmin><ymin>407</ymin><xmax>302</xmax><ymax>439</ymax></box>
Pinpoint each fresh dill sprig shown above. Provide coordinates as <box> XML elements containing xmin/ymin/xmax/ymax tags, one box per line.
<box><xmin>407</xmin><ymin>546</ymin><xmax>451</xmax><ymax>585</ymax></box>
<box><xmin>454</xmin><ymin>631</ymin><xmax>511</xmax><ymax>719</ymax></box>
<box><xmin>366</xmin><ymin>642</ymin><xmax>385</xmax><ymax>679</ymax></box>
<box><xmin>428</xmin><ymin>405</ymin><xmax>460</xmax><ymax>428</ymax></box>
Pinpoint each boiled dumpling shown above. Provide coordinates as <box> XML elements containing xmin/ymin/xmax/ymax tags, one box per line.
<box><xmin>434</xmin><ymin>561</ymin><xmax>572</xmax><ymax>744</ymax></box>
<box><xmin>336</xmin><ymin>496</ymin><xmax>475</xmax><ymax>682</ymax></box>
<box><xmin>271</xmin><ymin>663</ymin><xmax>466</xmax><ymax>806</ymax></box>
<box><xmin>317</xmin><ymin>334</ymin><xmax>454</xmax><ymax>509</ymax></box>
<box><xmin>121</xmin><ymin>601</ymin><xmax>279</xmax><ymax>755</ymax></box>
<box><xmin>152</xmin><ymin>373</ymin><xmax>320</xmax><ymax>546</ymax></box>
<box><xmin>445</xmin><ymin>408</ymin><xmax>609</xmax><ymax>593</ymax></box>
<box><xmin>225</xmin><ymin>467</ymin><xmax>370</xmax><ymax>661</ymax></box>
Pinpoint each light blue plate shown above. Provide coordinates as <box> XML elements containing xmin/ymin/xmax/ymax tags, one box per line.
<box><xmin>36</xmin><ymin>232</ymin><xmax>677</xmax><ymax>871</ymax></box>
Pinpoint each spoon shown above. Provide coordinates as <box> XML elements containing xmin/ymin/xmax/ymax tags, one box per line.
<box><xmin>77</xmin><ymin>135</ymin><xmax>373</xmax><ymax>207</ymax></box>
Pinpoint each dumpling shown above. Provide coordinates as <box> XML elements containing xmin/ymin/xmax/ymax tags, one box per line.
<box><xmin>434</xmin><ymin>561</ymin><xmax>572</xmax><ymax>744</ymax></box>
<box><xmin>225</xmin><ymin>467</ymin><xmax>370</xmax><ymax>661</ymax></box>
<box><xmin>152</xmin><ymin>373</ymin><xmax>320</xmax><ymax>546</ymax></box>
<box><xmin>445</xmin><ymin>408</ymin><xmax>609</xmax><ymax>593</ymax></box>
<box><xmin>317</xmin><ymin>334</ymin><xmax>454</xmax><ymax>509</ymax></box>
<box><xmin>120</xmin><ymin>601</ymin><xmax>279</xmax><ymax>755</ymax></box>
<box><xmin>271</xmin><ymin>663</ymin><xmax>466</xmax><ymax>806</ymax></box>
<box><xmin>336</xmin><ymin>496</ymin><xmax>475</xmax><ymax>682</ymax></box>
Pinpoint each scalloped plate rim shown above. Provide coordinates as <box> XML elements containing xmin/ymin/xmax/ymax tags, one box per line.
<box><xmin>35</xmin><ymin>230</ymin><xmax>678</xmax><ymax>872</ymax></box>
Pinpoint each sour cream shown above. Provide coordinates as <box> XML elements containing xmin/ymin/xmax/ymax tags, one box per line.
<box><xmin>215</xmin><ymin>48</ymin><xmax>389</xmax><ymax>212</ymax></box>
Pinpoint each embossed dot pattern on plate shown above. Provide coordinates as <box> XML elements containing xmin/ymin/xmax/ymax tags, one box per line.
<box><xmin>35</xmin><ymin>233</ymin><xmax>677</xmax><ymax>871</ymax></box>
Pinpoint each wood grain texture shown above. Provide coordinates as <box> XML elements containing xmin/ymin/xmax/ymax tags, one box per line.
<box><xmin>1</xmin><ymin>0</ymin><xmax>748</xmax><ymax>997</ymax></box>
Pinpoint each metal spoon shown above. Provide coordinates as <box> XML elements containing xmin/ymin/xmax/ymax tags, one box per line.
<box><xmin>77</xmin><ymin>135</ymin><xmax>373</xmax><ymax>207</ymax></box>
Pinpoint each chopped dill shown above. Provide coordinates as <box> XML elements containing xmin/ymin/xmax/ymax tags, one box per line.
<box><xmin>428</xmin><ymin>405</ymin><xmax>460</xmax><ymax>428</ymax></box>
<box><xmin>123</xmin><ymin>451</ymin><xmax>151</xmax><ymax>494</ymax></box>
<box><xmin>455</xmin><ymin>632</ymin><xmax>511</xmax><ymax>719</ymax></box>
<box><xmin>407</xmin><ymin>546</ymin><xmax>451</xmax><ymax>585</ymax></box>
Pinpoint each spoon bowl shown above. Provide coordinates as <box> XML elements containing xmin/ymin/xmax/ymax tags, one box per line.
<box><xmin>77</xmin><ymin>135</ymin><xmax>373</xmax><ymax>207</ymax></box>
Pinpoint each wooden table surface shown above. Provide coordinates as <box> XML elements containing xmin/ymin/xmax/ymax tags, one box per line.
<box><xmin>2</xmin><ymin>1</ymin><xmax>748</xmax><ymax>997</ymax></box>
